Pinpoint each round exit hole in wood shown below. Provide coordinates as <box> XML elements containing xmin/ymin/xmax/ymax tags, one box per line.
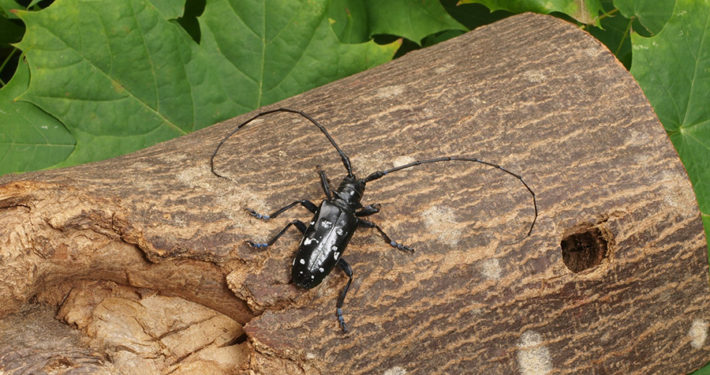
<box><xmin>560</xmin><ymin>224</ymin><xmax>609</xmax><ymax>273</ymax></box>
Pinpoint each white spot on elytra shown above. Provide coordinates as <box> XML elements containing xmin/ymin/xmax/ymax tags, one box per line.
<box><xmin>689</xmin><ymin>319</ymin><xmax>708</xmax><ymax>349</ymax></box>
<box><xmin>517</xmin><ymin>331</ymin><xmax>552</xmax><ymax>375</ymax></box>
<box><xmin>376</xmin><ymin>85</ymin><xmax>405</xmax><ymax>99</ymax></box>
<box><xmin>383</xmin><ymin>366</ymin><xmax>407</xmax><ymax>375</ymax></box>
<box><xmin>304</xmin><ymin>237</ymin><xmax>318</xmax><ymax>245</ymax></box>
<box><xmin>299</xmin><ymin>258</ymin><xmax>306</xmax><ymax>265</ymax></box>
<box><xmin>422</xmin><ymin>206</ymin><xmax>461</xmax><ymax>246</ymax></box>
<box><xmin>334</xmin><ymin>251</ymin><xmax>340</xmax><ymax>260</ymax></box>
<box><xmin>336</xmin><ymin>228</ymin><xmax>344</xmax><ymax>236</ymax></box>
<box><xmin>310</xmin><ymin>221</ymin><xmax>315</xmax><ymax>225</ymax></box>
<box><xmin>480</xmin><ymin>258</ymin><xmax>502</xmax><ymax>280</ymax></box>
<box><xmin>331</xmin><ymin>245</ymin><xmax>338</xmax><ymax>251</ymax></box>
<box><xmin>321</xmin><ymin>220</ymin><xmax>332</xmax><ymax>228</ymax></box>
<box><xmin>310</xmin><ymin>275</ymin><xmax>315</xmax><ymax>279</ymax></box>
<box><xmin>319</xmin><ymin>267</ymin><xmax>325</xmax><ymax>273</ymax></box>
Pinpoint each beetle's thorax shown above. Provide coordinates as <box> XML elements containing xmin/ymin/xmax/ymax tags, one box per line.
<box><xmin>332</xmin><ymin>175</ymin><xmax>365</xmax><ymax>210</ymax></box>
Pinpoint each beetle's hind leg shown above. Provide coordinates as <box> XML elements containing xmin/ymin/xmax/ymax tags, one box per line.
<box><xmin>359</xmin><ymin>219</ymin><xmax>414</xmax><ymax>253</ymax></box>
<box><xmin>247</xmin><ymin>220</ymin><xmax>307</xmax><ymax>249</ymax></box>
<box><xmin>336</xmin><ymin>258</ymin><xmax>353</xmax><ymax>333</ymax></box>
<box><xmin>246</xmin><ymin>200</ymin><xmax>317</xmax><ymax>220</ymax></box>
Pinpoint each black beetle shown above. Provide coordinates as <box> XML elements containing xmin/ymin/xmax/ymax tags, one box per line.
<box><xmin>210</xmin><ymin>108</ymin><xmax>537</xmax><ymax>332</ymax></box>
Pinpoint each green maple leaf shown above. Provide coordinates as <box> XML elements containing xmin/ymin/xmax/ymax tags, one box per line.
<box><xmin>0</xmin><ymin>59</ymin><xmax>74</xmax><ymax>174</ymax></box>
<box><xmin>614</xmin><ymin>0</ymin><xmax>675</xmax><ymax>35</ymax></box>
<box><xmin>329</xmin><ymin>0</ymin><xmax>466</xmax><ymax>44</ymax></box>
<box><xmin>630</xmin><ymin>0</ymin><xmax>710</xmax><ymax>245</ymax></box>
<box><xmin>3</xmin><ymin>0</ymin><xmax>397</xmax><ymax>174</ymax></box>
<box><xmin>458</xmin><ymin>0</ymin><xmax>605</xmax><ymax>25</ymax></box>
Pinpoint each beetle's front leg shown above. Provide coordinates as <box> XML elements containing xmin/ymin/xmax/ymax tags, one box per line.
<box><xmin>247</xmin><ymin>220</ymin><xmax>307</xmax><ymax>249</ymax></box>
<box><xmin>246</xmin><ymin>200</ymin><xmax>317</xmax><ymax>220</ymax></box>
<box><xmin>358</xmin><ymin>219</ymin><xmax>414</xmax><ymax>253</ymax></box>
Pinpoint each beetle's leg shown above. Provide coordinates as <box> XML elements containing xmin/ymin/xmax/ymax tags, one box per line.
<box><xmin>358</xmin><ymin>219</ymin><xmax>414</xmax><ymax>253</ymax></box>
<box><xmin>336</xmin><ymin>258</ymin><xmax>353</xmax><ymax>333</ymax></box>
<box><xmin>356</xmin><ymin>203</ymin><xmax>381</xmax><ymax>217</ymax></box>
<box><xmin>246</xmin><ymin>200</ymin><xmax>317</xmax><ymax>220</ymax></box>
<box><xmin>317</xmin><ymin>166</ymin><xmax>332</xmax><ymax>200</ymax></box>
<box><xmin>247</xmin><ymin>220</ymin><xmax>307</xmax><ymax>249</ymax></box>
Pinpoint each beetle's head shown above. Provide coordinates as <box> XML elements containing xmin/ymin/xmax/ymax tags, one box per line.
<box><xmin>336</xmin><ymin>175</ymin><xmax>366</xmax><ymax>205</ymax></box>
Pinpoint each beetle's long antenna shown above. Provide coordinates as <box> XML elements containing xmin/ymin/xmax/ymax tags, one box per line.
<box><xmin>363</xmin><ymin>156</ymin><xmax>538</xmax><ymax>236</ymax></box>
<box><xmin>211</xmin><ymin>108</ymin><xmax>353</xmax><ymax>178</ymax></box>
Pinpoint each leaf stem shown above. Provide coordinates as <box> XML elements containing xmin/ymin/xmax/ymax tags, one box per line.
<box><xmin>597</xmin><ymin>8</ymin><xmax>619</xmax><ymax>23</ymax></box>
<box><xmin>615</xmin><ymin>18</ymin><xmax>633</xmax><ymax>57</ymax></box>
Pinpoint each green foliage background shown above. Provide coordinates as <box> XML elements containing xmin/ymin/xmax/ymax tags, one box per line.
<box><xmin>0</xmin><ymin>0</ymin><xmax>709</xmax><ymax>371</ymax></box>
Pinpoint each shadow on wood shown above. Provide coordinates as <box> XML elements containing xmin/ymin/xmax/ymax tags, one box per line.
<box><xmin>0</xmin><ymin>13</ymin><xmax>708</xmax><ymax>375</ymax></box>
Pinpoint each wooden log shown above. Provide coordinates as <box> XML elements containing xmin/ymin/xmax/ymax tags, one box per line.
<box><xmin>1</xmin><ymin>12</ymin><xmax>709</xmax><ymax>374</ymax></box>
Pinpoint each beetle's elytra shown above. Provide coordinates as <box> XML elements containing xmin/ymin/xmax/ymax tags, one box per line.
<box><xmin>210</xmin><ymin>108</ymin><xmax>537</xmax><ymax>333</ymax></box>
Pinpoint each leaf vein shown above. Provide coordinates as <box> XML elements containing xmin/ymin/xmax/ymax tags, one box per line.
<box><xmin>681</xmin><ymin>9</ymin><xmax>710</xmax><ymax>126</ymax></box>
<box><xmin>35</xmin><ymin>12</ymin><xmax>187</xmax><ymax>136</ymax></box>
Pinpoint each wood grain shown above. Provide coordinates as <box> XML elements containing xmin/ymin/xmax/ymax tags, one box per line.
<box><xmin>0</xmin><ymin>13</ymin><xmax>708</xmax><ymax>374</ymax></box>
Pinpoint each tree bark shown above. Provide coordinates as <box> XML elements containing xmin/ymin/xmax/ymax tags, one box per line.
<box><xmin>1</xmin><ymin>12</ymin><xmax>708</xmax><ymax>375</ymax></box>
